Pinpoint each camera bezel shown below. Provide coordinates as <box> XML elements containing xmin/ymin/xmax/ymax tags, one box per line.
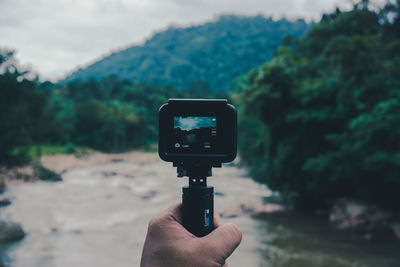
<box><xmin>158</xmin><ymin>99</ymin><xmax>237</xmax><ymax>164</ymax></box>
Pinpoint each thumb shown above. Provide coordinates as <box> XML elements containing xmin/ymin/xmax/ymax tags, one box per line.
<box><xmin>201</xmin><ymin>223</ymin><xmax>242</xmax><ymax>262</ymax></box>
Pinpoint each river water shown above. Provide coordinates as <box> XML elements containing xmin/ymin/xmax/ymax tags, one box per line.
<box><xmin>0</xmin><ymin>153</ymin><xmax>399</xmax><ymax>267</ymax></box>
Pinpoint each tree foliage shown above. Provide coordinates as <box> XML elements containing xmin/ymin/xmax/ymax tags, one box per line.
<box><xmin>236</xmin><ymin>1</ymin><xmax>400</xmax><ymax>210</ymax></box>
<box><xmin>0</xmin><ymin>50</ymin><xmax>224</xmax><ymax>164</ymax></box>
<box><xmin>39</xmin><ymin>77</ymin><xmax>218</xmax><ymax>153</ymax></box>
<box><xmin>0</xmin><ymin>51</ymin><xmax>56</xmax><ymax>164</ymax></box>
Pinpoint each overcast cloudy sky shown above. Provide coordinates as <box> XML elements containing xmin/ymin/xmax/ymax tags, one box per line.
<box><xmin>1</xmin><ymin>0</ymin><xmax>352</xmax><ymax>81</ymax></box>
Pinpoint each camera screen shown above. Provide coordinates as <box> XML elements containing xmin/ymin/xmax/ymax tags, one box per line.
<box><xmin>173</xmin><ymin>116</ymin><xmax>217</xmax><ymax>152</ymax></box>
<box><xmin>159</xmin><ymin>99</ymin><xmax>237</xmax><ymax>162</ymax></box>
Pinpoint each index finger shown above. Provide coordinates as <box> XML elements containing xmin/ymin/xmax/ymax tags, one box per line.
<box><xmin>165</xmin><ymin>202</ymin><xmax>183</xmax><ymax>223</ymax></box>
<box><xmin>165</xmin><ymin>203</ymin><xmax>221</xmax><ymax>230</ymax></box>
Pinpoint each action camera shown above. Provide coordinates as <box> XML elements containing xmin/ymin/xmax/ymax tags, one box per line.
<box><xmin>158</xmin><ymin>99</ymin><xmax>237</xmax><ymax>165</ymax></box>
<box><xmin>158</xmin><ymin>99</ymin><xmax>237</xmax><ymax>237</ymax></box>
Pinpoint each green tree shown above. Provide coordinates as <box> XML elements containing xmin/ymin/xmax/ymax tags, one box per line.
<box><xmin>0</xmin><ymin>51</ymin><xmax>52</xmax><ymax>164</ymax></box>
<box><xmin>237</xmin><ymin>1</ymin><xmax>400</xmax><ymax>210</ymax></box>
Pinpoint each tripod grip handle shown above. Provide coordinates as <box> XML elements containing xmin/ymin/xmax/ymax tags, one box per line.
<box><xmin>182</xmin><ymin>186</ymin><xmax>214</xmax><ymax>237</ymax></box>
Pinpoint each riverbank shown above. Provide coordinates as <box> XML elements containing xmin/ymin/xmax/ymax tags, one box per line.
<box><xmin>0</xmin><ymin>150</ymin><xmax>158</xmax><ymax>185</ymax></box>
<box><xmin>0</xmin><ymin>151</ymin><xmax>271</xmax><ymax>266</ymax></box>
<box><xmin>0</xmin><ymin>151</ymin><xmax>399</xmax><ymax>267</ymax></box>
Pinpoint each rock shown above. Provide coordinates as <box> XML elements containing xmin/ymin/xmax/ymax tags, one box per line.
<box><xmin>330</xmin><ymin>199</ymin><xmax>368</xmax><ymax>229</ymax></box>
<box><xmin>141</xmin><ymin>191</ymin><xmax>157</xmax><ymax>200</ymax></box>
<box><xmin>14</xmin><ymin>166</ymin><xmax>34</xmax><ymax>181</ymax></box>
<box><xmin>220</xmin><ymin>208</ymin><xmax>240</xmax><ymax>218</ymax></box>
<box><xmin>223</xmin><ymin>161</ymin><xmax>241</xmax><ymax>168</ymax></box>
<box><xmin>252</xmin><ymin>203</ymin><xmax>287</xmax><ymax>216</ymax></box>
<box><xmin>221</xmin><ymin>204</ymin><xmax>255</xmax><ymax>218</ymax></box>
<box><xmin>0</xmin><ymin>198</ymin><xmax>11</xmax><ymax>207</ymax></box>
<box><xmin>102</xmin><ymin>171</ymin><xmax>117</xmax><ymax>177</ymax></box>
<box><xmin>262</xmin><ymin>194</ymin><xmax>286</xmax><ymax>204</ymax></box>
<box><xmin>33</xmin><ymin>163</ymin><xmax>62</xmax><ymax>182</ymax></box>
<box><xmin>330</xmin><ymin>198</ymin><xmax>392</xmax><ymax>231</ymax></box>
<box><xmin>240</xmin><ymin>203</ymin><xmax>256</xmax><ymax>214</ymax></box>
<box><xmin>0</xmin><ymin>221</ymin><xmax>25</xmax><ymax>242</ymax></box>
<box><xmin>221</xmin><ymin>203</ymin><xmax>288</xmax><ymax>218</ymax></box>
<box><xmin>215</xmin><ymin>192</ymin><xmax>224</xmax><ymax>197</ymax></box>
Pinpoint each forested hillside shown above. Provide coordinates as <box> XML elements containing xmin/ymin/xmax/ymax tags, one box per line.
<box><xmin>64</xmin><ymin>16</ymin><xmax>309</xmax><ymax>92</ymax></box>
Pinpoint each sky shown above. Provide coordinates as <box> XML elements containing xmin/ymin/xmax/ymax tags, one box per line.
<box><xmin>175</xmin><ymin>116</ymin><xmax>216</xmax><ymax>131</ymax></box>
<box><xmin>1</xmin><ymin>0</ymin><xmax>353</xmax><ymax>81</ymax></box>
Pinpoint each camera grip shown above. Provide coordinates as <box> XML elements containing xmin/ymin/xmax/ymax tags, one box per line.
<box><xmin>182</xmin><ymin>186</ymin><xmax>214</xmax><ymax>237</ymax></box>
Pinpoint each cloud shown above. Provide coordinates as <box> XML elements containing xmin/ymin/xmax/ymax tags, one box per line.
<box><xmin>175</xmin><ymin>116</ymin><xmax>216</xmax><ymax>131</ymax></box>
<box><xmin>0</xmin><ymin>0</ymin><xmax>348</xmax><ymax>81</ymax></box>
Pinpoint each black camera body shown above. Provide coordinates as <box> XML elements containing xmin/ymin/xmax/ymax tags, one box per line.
<box><xmin>158</xmin><ymin>98</ymin><xmax>237</xmax><ymax>166</ymax></box>
<box><xmin>158</xmin><ymin>98</ymin><xmax>237</xmax><ymax>237</ymax></box>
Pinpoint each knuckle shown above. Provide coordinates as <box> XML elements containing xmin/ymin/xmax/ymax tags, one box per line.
<box><xmin>226</xmin><ymin>223</ymin><xmax>242</xmax><ymax>241</ymax></box>
<box><xmin>148</xmin><ymin>215</ymin><xmax>161</xmax><ymax>229</ymax></box>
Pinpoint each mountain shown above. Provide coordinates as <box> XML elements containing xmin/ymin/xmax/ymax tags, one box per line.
<box><xmin>63</xmin><ymin>15</ymin><xmax>309</xmax><ymax>92</ymax></box>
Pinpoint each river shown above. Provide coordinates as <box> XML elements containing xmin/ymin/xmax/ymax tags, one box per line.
<box><xmin>0</xmin><ymin>152</ymin><xmax>399</xmax><ymax>267</ymax></box>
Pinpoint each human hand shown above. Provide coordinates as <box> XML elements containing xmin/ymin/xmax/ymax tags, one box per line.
<box><xmin>140</xmin><ymin>203</ymin><xmax>242</xmax><ymax>267</ymax></box>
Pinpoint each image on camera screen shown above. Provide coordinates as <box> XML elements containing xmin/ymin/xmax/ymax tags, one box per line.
<box><xmin>173</xmin><ymin>116</ymin><xmax>217</xmax><ymax>151</ymax></box>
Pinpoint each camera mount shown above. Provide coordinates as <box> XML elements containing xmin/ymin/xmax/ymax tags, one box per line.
<box><xmin>176</xmin><ymin>162</ymin><xmax>215</xmax><ymax>237</ymax></box>
<box><xmin>158</xmin><ymin>99</ymin><xmax>237</xmax><ymax>236</ymax></box>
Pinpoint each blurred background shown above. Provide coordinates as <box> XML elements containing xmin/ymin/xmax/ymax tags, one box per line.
<box><xmin>1</xmin><ymin>0</ymin><xmax>400</xmax><ymax>266</ymax></box>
